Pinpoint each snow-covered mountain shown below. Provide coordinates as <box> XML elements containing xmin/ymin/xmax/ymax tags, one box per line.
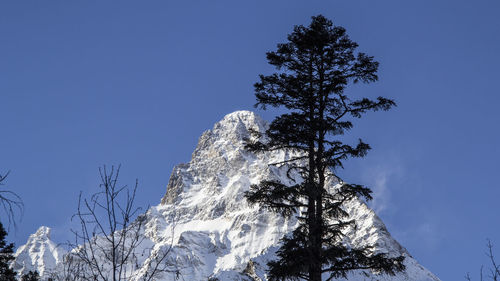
<box><xmin>13</xmin><ymin>226</ymin><xmax>66</xmax><ymax>277</ymax></box>
<box><xmin>14</xmin><ymin>111</ymin><xmax>440</xmax><ymax>281</ymax></box>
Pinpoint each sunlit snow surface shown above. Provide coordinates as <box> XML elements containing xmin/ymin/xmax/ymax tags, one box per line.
<box><xmin>13</xmin><ymin>226</ymin><xmax>65</xmax><ymax>277</ymax></box>
<box><xmin>14</xmin><ymin>111</ymin><xmax>440</xmax><ymax>281</ymax></box>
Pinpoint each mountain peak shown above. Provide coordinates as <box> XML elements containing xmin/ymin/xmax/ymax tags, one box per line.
<box><xmin>13</xmin><ymin>226</ymin><xmax>65</xmax><ymax>278</ymax></box>
<box><xmin>154</xmin><ymin>111</ymin><xmax>439</xmax><ymax>281</ymax></box>
<box><xmin>219</xmin><ymin>110</ymin><xmax>265</xmax><ymax>129</ymax></box>
<box><xmin>206</xmin><ymin>110</ymin><xmax>266</xmax><ymax>144</ymax></box>
<box><xmin>34</xmin><ymin>226</ymin><xmax>51</xmax><ymax>239</ymax></box>
<box><xmin>220</xmin><ymin>110</ymin><xmax>261</xmax><ymax>122</ymax></box>
<box><xmin>161</xmin><ymin>110</ymin><xmax>267</xmax><ymax>205</ymax></box>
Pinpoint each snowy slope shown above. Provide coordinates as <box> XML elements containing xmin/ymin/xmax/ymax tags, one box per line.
<box><xmin>14</xmin><ymin>111</ymin><xmax>440</xmax><ymax>281</ymax></box>
<box><xmin>13</xmin><ymin>226</ymin><xmax>66</xmax><ymax>277</ymax></box>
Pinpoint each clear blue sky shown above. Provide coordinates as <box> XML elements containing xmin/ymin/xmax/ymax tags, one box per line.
<box><xmin>1</xmin><ymin>1</ymin><xmax>499</xmax><ymax>280</ymax></box>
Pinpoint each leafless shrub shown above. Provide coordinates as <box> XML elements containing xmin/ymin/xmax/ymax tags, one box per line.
<box><xmin>52</xmin><ymin>165</ymin><xmax>177</xmax><ymax>281</ymax></box>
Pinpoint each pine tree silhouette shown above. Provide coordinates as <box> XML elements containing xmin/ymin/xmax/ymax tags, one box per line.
<box><xmin>0</xmin><ymin>222</ymin><xmax>17</xmax><ymax>281</ymax></box>
<box><xmin>245</xmin><ymin>15</ymin><xmax>405</xmax><ymax>281</ymax></box>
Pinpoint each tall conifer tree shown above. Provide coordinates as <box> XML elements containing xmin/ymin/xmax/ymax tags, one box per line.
<box><xmin>245</xmin><ymin>15</ymin><xmax>405</xmax><ymax>281</ymax></box>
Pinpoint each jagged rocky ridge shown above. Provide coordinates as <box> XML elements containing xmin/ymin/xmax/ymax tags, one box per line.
<box><xmin>14</xmin><ymin>111</ymin><xmax>441</xmax><ymax>281</ymax></box>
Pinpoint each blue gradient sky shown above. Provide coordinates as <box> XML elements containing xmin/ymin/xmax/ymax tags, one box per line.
<box><xmin>1</xmin><ymin>1</ymin><xmax>500</xmax><ymax>280</ymax></box>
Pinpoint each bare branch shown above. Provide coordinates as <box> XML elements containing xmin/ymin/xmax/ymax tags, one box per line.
<box><xmin>0</xmin><ymin>171</ymin><xmax>24</xmax><ymax>230</ymax></box>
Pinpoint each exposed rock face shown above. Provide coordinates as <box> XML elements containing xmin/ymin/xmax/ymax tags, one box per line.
<box><xmin>161</xmin><ymin>163</ymin><xmax>189</xmax><ymax>205</ymax></box>
<box><xmin>14</xmin><ymin>111</ymin><xmax>440</xmax><ymax>281</ymax></box>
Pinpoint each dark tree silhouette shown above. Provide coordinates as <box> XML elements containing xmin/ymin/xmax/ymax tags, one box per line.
<box><xmin>20</xmin><ymin>270</ymin><xmax>40</xmax><ymax>281</ymax></box>
<box><xmin>0</xmin><ymin>222</ymin><xmax>17</xmax><ymax>281</ymax></box>
<box><xmin>245</xmin><ymin>15</ymin><xmax>405</xmax><ymax>281</ymax></box>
